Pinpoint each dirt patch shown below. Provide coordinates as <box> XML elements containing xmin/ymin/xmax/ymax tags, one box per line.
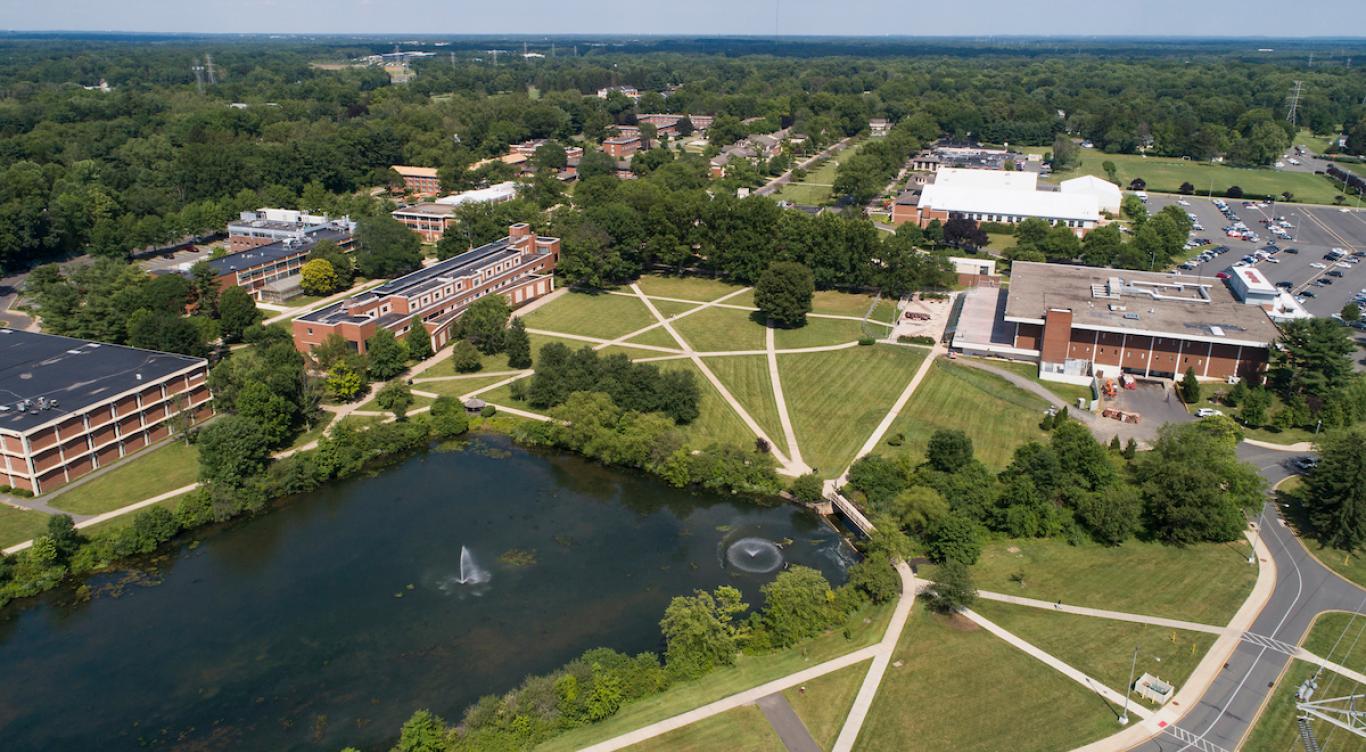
<box><xmin>934</xmin><ymin>611</ymin><xmax>981</xmax><ymax>632</ymax></box>
<box><xmin>1006</xmin><ymin>545</ymin><xmax>1021</xmax><ymax>554</ymax></box>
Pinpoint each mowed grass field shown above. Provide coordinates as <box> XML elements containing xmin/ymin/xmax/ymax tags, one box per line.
<box><xmin>522</xmin><ymin>291</ymin><xmax>657</xmax><ymax>340</ymax></box>
<box><xmin>654</xmin><ymin>358</ymin><xmax>758</xmax><ymax>449</ymax></box>
<box><xmin>854</xmin><ymin>607</ymin><xmax>1119</xmax><ymax>752</ymax></box>
<box><xmin>636</xmin><ymin>274</ymin><xmax>747</xmax><ymax>303</ymax></box>
<box><xmin>778</xmin><ymin>345</ymin><xmax>927</xmax><ymax>475</ymax></box>
<box><xmin>537</xmin><ymin>602</ymin><xmax>892</xmax><ymax>751</ymax></box>
<box><xmin>0</xmin><ymin>505</ymin><xmax>53</xmax><ymax>548</ymax></box>
<box><xmin>1053</xmin><ymin>151</ymin><xmax>1342</xmax><ymax>205</ymax></box>
<box><xmin>623</xmin><ymin>706</ymin><xmax>783</xmax><ymax>752</ymax></box>
<box><xmin>876</xmin><ymin>360</ymin><xmax>1050</xmax><ymax>470</ymax></box>
<box><xmin>969</xmin><ymin>537</ymin><xmax>1257</xmax><ymax>625</ymax></box>
<box><xmin>773</xmin><ymin>319</ymin><xmax>868</xmax><ymax>349</ymax></box>
<box><xmin>988</xmin><ymin>359</ymin><xmax>1095</xmax><ymax>406</ymax></box>
<box><xmin>703</xmin><ymin>355</ymin><xmax>786</xmax><ymax>448</ymax></box>
<box><xmin>810</xmin><ymin>290</ymin><xmax>894</xmax><ymax>322</ymax></box>
<box><xmin>970</xmin><ymin>601</ymin><xmax>1217</xmax><ymax>707</ymax></box>
<box><xmin>784</xmin><ymin>660</ymin><xmax>870</xmax><ymax>750</ymax></box>
<box><xmin>50</xmin><ymin>440</ymin><xmax>200</xmax><ymax>516</ymax></box>
<box><xmin>1243</xmin><ymin>612</ymin><xmax>1366</xmax><ymax>752</ymax></box>
<box><xmin>672</xmin><ymin>306</ymin><xmax>767</xmax><ymax>353</ymax></box>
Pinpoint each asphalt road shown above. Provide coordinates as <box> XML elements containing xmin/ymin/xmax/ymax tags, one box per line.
<box><xmin>1131</xmin><ymin>445</ymin><xmax>1366</xmax><ymax>752</ymax></box>
<box><xmin>0</xmin><ymin>270</ymin><xmax>34</xmax><ymax>330</ymax></box>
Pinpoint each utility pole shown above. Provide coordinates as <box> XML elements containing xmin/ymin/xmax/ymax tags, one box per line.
<box><xmin>191</xmin><ymin>58</ymin><xmax>206</xmax><ymax>94</ymax></box>
<box><xmin>1286</xmin><ymin>81</ymin><xmax>1304</xmax><ymax>129</ymax></box>
<box><xmin>204</xmin><ymin>53</ymin><xmax>217</xmax><ymax>85</ymax></box>
<box><xmin>1119</xmin><ymin>645</ymin><xmax>1138</xmax><ymax>725</ymax></box>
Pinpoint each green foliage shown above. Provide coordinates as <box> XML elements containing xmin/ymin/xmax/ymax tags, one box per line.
<box><xmin>126</xmin><ymin>308</ymin><xmax>208</xmax><ymax>357</ymax></box>
<box><xmin>788</xmin><ymin>473</ymin><xmax>825</xmax><ymax>504</ymax></box>
<box><xmin>926</xmin><ymin>429</ymin><xmax>974</xmax><ymax>473</ymax></box>
<box><xmin>1140</xmin><ymin>422</ymin><xmax>1265</xmax><ymax>544</ymax></box>
<box><xmin>196</xmin><ymin>415</ymin><xmax>271</xmax><ymax>487</ymax></box>
<box><xmin>326</xmin><ymin>360</ymin><xmax>366</xmax><ymax>402</ymax></box>
<box><xmin>404</xmin><ymin>326</ymin><xmax>433</xmax><ymax>362</ymax></box>
<box><xmin>451</xmin><ymin>340</ymin><xmax>483</xmax><ymax>373</ymax></box>
<box><xmin>300</xmin><ymin>258</ymin><xmax>339</xmax><ymax>296</ymax></box>
<box><xmin>504</xmin><ymin>317</ymin><xmax>532</xmax><ymax>370</ymax></box>
<box><xmin>660</xmin><ymin>586</ymin><xmax>748</xmax><ymax>680</ymax></box>
<box><xmin>395</xmin><ymin>709</ymin><xmax>450</xmax><ymax>752</ymax></box>
<box><xmin>925</xmin><ymin>513</ymin><xmax>983</xmax><ymax>565</ymax></box>
<box><xmin>235</xmin><ymin>381</ymin><xmax>296</xmax><ymax>447</ymax></box>
<box><xmin>355</xmin><ymin>214</ymin><xmax>422</xmax><ymax>279</ymax></box>
<box><xmin>527</xmin><ymin>343</ymin><xmax>700</xmax><ymax>425</ymax></box>
<box><xmin>365</xmin><ymin>329</ymin><xmax>408</xmax><ymax>381</ymax></box>
<box><xmin>846</xmin><ymin>551</ymin><xmax>901</xmax><ymax>604</ymax></box>
<box><xmin>429</xmin><ymin>396</ymin><xmax>471</xmax><ymax>438</ymax></box>
<box><xmin>757</xmin><ymin>566</ymin><xmax>841</xmax><ymax>648</ymax></box>
<box><xmin>217</xmin><ymin>286</ymin><xmax>261</xmax><ymax>343</ymax></box>
<box><xmin>306</xmin><ymin>241</ymin><xmax>355</xmax><ymax>289</ymax></box>
<box><xmin>847</xmin><ymin>454</ymin><xmax>910</xmax><ymax>506</ymax></box>
<box><xmin>1304</xmin><ymin>426</ymin><xmax>1366</xmax><ymax>551</ymax></box>
<box><xmin>754</xmin><ymin>261</ymin><xmax>816</xmax><ymax>328</ymax></box>
<box><xmin>1270</xmin><ymin>317</ymin><xmax>1356</xmax><ymax>402</ymax></box>
<box><xmin>927</xmin><ymin>560</ymin><xmax>976</xmax><ymax>613</ymax></box>
<box><xmin>376</xmin><ymin>380</ymin><xmax>415</xmax><ymax>420</ymax></box>
<box><xmin>459</xmin><ymin>296</ymin><xmax>512</xmax><ymax>355</ymax></box>
<box><xmin>1180</xmin><ymin>367</ymin><xmax>1201</xmax><ymax>404</ymax></box>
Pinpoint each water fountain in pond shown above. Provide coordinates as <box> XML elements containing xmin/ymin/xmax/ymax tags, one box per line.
<box><xmin>724</xmin><ymin>537</ymin><xmax>784</xmax><ymax>574</ymax></box>
<box><xmin>457</xmin><ymin>545</ymin><xmax>490</xmax><ymax>585</ymax></box>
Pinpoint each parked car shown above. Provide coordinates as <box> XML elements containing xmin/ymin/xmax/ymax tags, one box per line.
<box><xmin>1328</xmin><ymin>270</ymin><xmax>1344</xmax><ymax>277</ymax></box>
<box><xmin>1215</xmin><ymin>271</ymin><xmax>1231</xmax><ymax>279</ymax></box>
<box><xmin>1294</xmin><ymin>456</ymin><xmax>1319</xmax><ymax>472</ymax></box>
<box><xmin>1310</xmin><ymin>262</ymin><xmax>1327</xmax><ymax>269</ymax></box>
<box><xmin>1275</xmin><ymin>280</ymin><xmax>1294</xmax><ymax>289</ymax></box>
<box><xmin>1283</xmin><ymin>247</ymin><xmax>1299</xmax><ymax>254</ymax></box>
<box><xmin>1195</xmin><ymin>408</ymin><xmax>1223</xmax><ymax>418</ymax></box>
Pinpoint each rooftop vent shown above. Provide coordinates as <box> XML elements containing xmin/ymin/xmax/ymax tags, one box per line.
<box><xmin>1123</xmin><ymin>312</ymin><xmax>1140</xmax><ymax>320</ymax></box>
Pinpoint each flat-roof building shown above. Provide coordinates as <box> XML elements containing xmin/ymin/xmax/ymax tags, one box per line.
<box><xmin>892</xmin><ymin>168</ymin><xmax>1104</xmax><ymax>237</ymax></box>
<box><xmin>226</xmin><ymin>208</ymin><xmax>350</xmax><ymax>253</ymax></box>
<box><xmin>392</xmin><ymin>165</ymin><xmax>442</xmax><ymax>197</ymax></box>
<box><xmin>0</xmin><ymin>330</ymin><xmax>213</xmax><ymax>495</ymax></box>
<box><xmin>391</xmin><ymin>203</ymin><xmax>458</xmax><ymax>243</ymax></box>
<box><xmin>602</xmin><ymin>135</ymin><xmax>642</xmax><ymax>159</ymax></box>
<box><xmin>293</xmin><ymin>224</ymin><xmax>559</xmax><ymax>355</ymax></box>
<box><xmin>202</xmin><ymin>226</ymin><xmax>353</xmax><ymax>301</ymax></box>
<box><xmin>952</xmin><ymin>261</ymin><xmax>1280</xmax><ymax>385</ymax></box>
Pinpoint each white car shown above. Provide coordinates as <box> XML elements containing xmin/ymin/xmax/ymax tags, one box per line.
<box><xmin>1178</xmin><ymin>199</ymin><xmax>1191</xmax><ymax>206</ymax></box>
<box><xmin>1310</xmin><ymin>262</ymin><xmax>1328</xmax><ymax>269</ymax></box>
<box><xmin>1337</xmin><ymin>262</ymin><xmax>1352</xmax><ymax>268</ymax></box>
<box><xmin>1266</xmin><ymin>257</ymin><xmax>1280</xmax><ymax>263</ymax></box>
<box><xmin>1196</xmin><ymin>408</ymin><xmax>1223</xmax><ymax>418</ymax></box>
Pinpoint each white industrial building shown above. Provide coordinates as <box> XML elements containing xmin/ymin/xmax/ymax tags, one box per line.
<box><xmin>1060</xmin><ymin>175</ymin><xmax>1124</xmax><ymax>214</ymax></box>
<box><xmin>893</xmin><ymin>168</ymin><xmax>1109</xmax><ymax>237</ymax></box>
<box><xmin>435</xmin><ymin>181</ymin><xmax>520</xmax><ymax>207</ymax></box>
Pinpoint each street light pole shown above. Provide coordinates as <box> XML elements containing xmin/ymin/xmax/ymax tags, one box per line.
<box><xmin>1120</xmin><ymin>645</ymin><xmax>1139</xmax><ymax>725</ymax></box>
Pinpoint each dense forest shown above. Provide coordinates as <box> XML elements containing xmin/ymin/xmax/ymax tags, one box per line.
<box><xmin>1</xmin><ymin>35</ymin><xmax>1364</xmax><ymax>273</ymax></box>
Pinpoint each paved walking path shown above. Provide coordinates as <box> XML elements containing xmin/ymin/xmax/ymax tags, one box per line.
<box><xmin>754</xmin><ymin>136</ymin><xmax>854</xmax><ymax>197</ymax></box>
<box><xmin>602</xmin><ymin>289</ymin><xmax>892</xmax><ymax>327</ymax></box>
<box><xmin>975</xmin><ymin>591</ymin><xmax>1227</xmax><ymax>635</ymax></box>
<box><xmin>765</xmin><ymin>325</ymin><xmax>805</xmax><ymax>469</ymax></box>
<box><xmin>1243</xmin><ymin>437</ymin><xmax>1316</xmax><ymax>452</ymax></box>
<box><xmin>964</xmin><ymin>606</ymin><xmax>1154</xmax><ymax>720</ymax></box>
<box><xmin>830</xmin><ymin>562</ymin><xmax>917</xmax><ymax>752</ymax></box>
<box><xmin>4</xmin><ymin>482</ymin><xmax>201</xmax><ymax>555</ymax></box>
<box><xmin>756</xmin><ymin>693</ymin><xmax>822</xmax><ymax>752</ymax></box>
<box><xmin>834</xmin><ymin>344</ymin><xmax>940</xmax><ymax>488</ymax></box>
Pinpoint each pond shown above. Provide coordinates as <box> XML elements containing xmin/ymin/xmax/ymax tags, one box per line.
<box><xmin>0</xmin><ymin>435</ymin><xmax>852</xmax><ymax>751</ymax></box>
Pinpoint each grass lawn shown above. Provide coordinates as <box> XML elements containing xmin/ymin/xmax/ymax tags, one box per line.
<box><xmin>522</xmin><ymin>291</ymin><xmax>657</xmax><ymax>340</ymax></box>
<box><xmin>416</xmin><ymin>375</ymin><xmax>516</xmax><ymax>400</ymax></box>
<box><xmin>969</xmin><ymin>536</ymin><xmax>1257</xmax><ymax>625</ymax></box>
<box><xmin>855</xmin><ymin>607</ymin><xmax>1119</xmax><ymax>752</ymax></box>
<box><xmin>654</xmin><ymin>359</ymin><xmax>757</xmax><ymax>449</ymax></box>
<box><xmin>537</xmin><ymin>602</ymin><xmax>892</xmax><ymax>752</ymax></box>
<box><xmin>1296</xmin><ymin>129</ymin><xmax>1337</xmax><ymax>156</ymax></box>
<box><xmin>702</xmin><ymin>355</ymin><xmax>786</xmax><ymax>449</ymax></box>
<box><xmin>989</xmin><ymin>359</ymin><xmax>1095</xmax><ymax>406</ymax></box>
<box><xmin>636</xmin><ymin>274</ymin><xmax>746</xmax><ymax>303</ymax></box>
<box><xmin>971</xmin><ymin>600</ymin><xmax>1217</xmax><ymax>708</ymax></box>
<box><xmin>1243</xmin><ymin>611</ymin><xmax>1366</xmax><ymax>752</ymax></box>
<box><xmin>772</xmin><ymin>182</ymin><xmax>834</xmax><ymax>205</ymax></box>
<box><xmin>672</xmin><ymin>306</ymin><xmax>767</xmax><ymax>354</ymax></box>
<box><xmin>1187</xmin><ymin>388</ymin><xmax>1322</xmax><ymax>446</ymax></box>
<box><xmin>0</xmin><ymin>505</ymin><xmax>53</xmax><ymax>548</ymax></box>
<box><xmin>986</xmin><ymin>232</ymin><xmax>1014</xmax><ymax>254</ymax></box>
<box><xmin>1277</xmin><ymin>484</ymin><xmax>1366</xmax><ymax>589</ymax></box>
<box><xmin>623</xmin><ymin>325</ymin><xmax>687</xmax><ymax>350</ymax></box>
<box><xmin>806</xmin><ymin>291</ymin><xmax>887</xmax><ymax>321</ymax></box>
<box><xmin>49</xmin><ymin>440</ymin><xmax>200</xmax><ymax>516</ymax></box>
<box><xmin>357</xmin><ymin>392</ymin><xmax>435</xmax><ymax>415</ymax></box>
<box><xmin>779</xmin><ymin>345</ymin><xmax>926</xmax><ymax>475</ymax></box>
<box><xmin>623</xmin><ymin>705</ymin><xmax>783</xmax><ymax>752</ymax></box>
<box><xmin>1052</xmin><ymin>151</ymin><xmax>1342</xmax><ymax>205</ymax></box>
<box><xmin>876</xmin><ymin>360</ymin><xmax>1050</xmax><ymax>470</ymax></box>
<box><xmin>81</xmin><ymin>495</ymin><xmax>186</xmax><ymax>537</ymax></box>
<box><xmin>784</xmin><ymin>660</ymin><xmax>870</xmax><ymax>750</ymax></box>
<box><xmin>286</xmin><ymin>412</ymin><xmax>335</xmax><ymax>451</ymax></box>
<box><xmin>774</xmin><ymin>319</ymin><xmax>869</xmax><ymax>350</ymax></box>
<box><xmin>650</xmin><ymin>298</ymin><xmax>707</xmax><ymax>316</ymax></box>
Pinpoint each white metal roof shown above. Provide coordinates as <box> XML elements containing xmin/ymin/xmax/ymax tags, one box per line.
<box><xmin>1059</xmin><ymin>175</ymin><xmax>1123</xmax><ymax>211</ymax></box>
<box><xmin>932</xmin><ymin>167</ymin><xmax>1038</xmax><ymax>192</ymax></box>
<box><xmin>435</xmin><ymin>181</ymin><xmax>520</xmax><ymax>206</ymax></box>
<box><xmin>918</xmin><ymin>184</ymin><xmax>1100</xmax><ymax>223</ymax></box>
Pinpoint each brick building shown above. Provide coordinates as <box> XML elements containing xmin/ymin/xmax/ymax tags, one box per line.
<box><xmin>202</xmin><ymin>226</ymin><xmax>353</xmax><ymax>301</ymax></box>
<box><xmin>391</xmin><ymin>165</ymin><xmax>442</xmax><ymax>197</ymax></box>
<box><xmin>391</xmin><ymin>203</ymin><xmax>457</xmax><ymax>243</ymax></box>
<box><xmin>891</xmin><ymin>168</ymin><xmax>1102</xmax><ymax>237</ymax></box>
<box><xmin>0</xmin><ymin>330</ymin><xmax>213</xmax><ymax>495</ymax></box>
<box><xmin>951</xmin><ymin>261</ymin><xmax>1279</xmax><ymax>386</ymax></box>
<box><xmin>293</xmin><ymin>224</ymin><xmax>559</xmax><ymax>355</ymax></box>
<box><xmin>601</xmin><ymin>134</ymin><xmax>641</xmax><ymax>159</ymax></box>
<box><xmin>226</xmin><ymin>208</ymin><xmax>347</xmax><ymax>253</ymax></box>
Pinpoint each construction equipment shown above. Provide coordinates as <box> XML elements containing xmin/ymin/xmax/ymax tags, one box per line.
<box><xmin>1103</xmin><ymin>378</ymin><xmax>1118</xmax><ymax>399</ymax></box>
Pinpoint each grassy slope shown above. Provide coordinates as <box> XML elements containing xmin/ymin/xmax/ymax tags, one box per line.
<box><xmin>522</xmin><ymin>291</ymin><xmax>658</xmax><ymax>340</ymax></box>
<box><xmin>654</xmin><ymin>358</ymin><xmax>757</xmax><ymax>449</ymax></box>
<box><xmin>855</xmin><ymin>607</ymin><xmax>1118</xmax><ymax>752</ymax></box>
<box><xmin>0</xmin><ymin>505</ymin><xmax>54</xmax><ymax>548</ymax></box>
<box><xmin>971</xmin><ymin>600</ymin><xmax>1217</xmax><ymax>708</ymax></box>
<box><xmin>969</xmin><ymin>536</ymin><xmax>1257</xmax><ymax>625</ymax></box>
<box><xmin>875</xmin><ymin>360</ymin><xmax>1050</xmax><ymax>470</ymax></box>
<box><xmin>702</xmin><ymin>355</ymin><xmax>786</xmax><ymax>449</ymax></box>
<box><xmin>810</xmin><ymin>290</ymin><xmax>891</xmax><ymax>322</ymax></box>
<box><xmin>783</xmin><ymin>659</ymin><xmax>870</xmax><ymax>750</ymax></box>
<box><xmin>1052</xmin><ymin>151</ymin><xmax>1341</xmax><ymax>205</ymax></box>
<box><xmin>537</xmin><ymin>602</ymin><xmax>892</xmax><ymax>752</ymax></box>
<box><xmin>623</xmin><ymin>706</ymin><xmax>784</xmax><ymax>752</ymax></box>
<box><xmin>778</xmin><ymin>345</ymin><xmax>926</xmax><ymax>476</ymax></box>
<box><xmin>637</xmin><ymin>274</ymin><xmax>747</xmax><ymax>302</ymax></box>
<box><xmin>49</xmin><ymin>440</ymin><xmax>200</xmax><ymax>516</ymax></box>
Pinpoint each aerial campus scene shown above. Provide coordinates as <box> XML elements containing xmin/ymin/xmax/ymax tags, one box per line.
<box><xmin>3</xmin><ymin>3</ymin><xmax>1366</xmax><ymax>752</ymax></box>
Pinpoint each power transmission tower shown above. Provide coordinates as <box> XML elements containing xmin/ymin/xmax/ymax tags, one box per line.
<box><xmin>1296</xmin><ymin>694</ymin><xmax>1366</xmax><ymax>740</ymax></box>
<box><xmin>191</xmin><ymin>58</ymin><xmax>206</xmax><ymax>94</ymax></box>
<box><xmin>204</xmin><ymin>53</ymin><xmax>217</xmax><ymax>84</ymax></box>
<box><xmin>1286</xmin><ymin>81</ymin><xmax>1304</xmax><ymax>128</ymax></box>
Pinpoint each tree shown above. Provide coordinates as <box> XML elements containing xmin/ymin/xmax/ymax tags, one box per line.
<box><xmin>789</xmin><ymin>473</ymin><xmax>825</xmax><ymax>504</ymax></box>
<box><xmin>1103</xmin><ymin>161</ymin><xmax>1119</xmax><ymax>184</ymax></box>
<box><xmin>848</xmin><ymin>454</ymin><xmax>909</xmax><ymax>507</ymax></box>
<box><xmin>395</xmin><ymin>709</ymin><xmax>449</xmax><ymax>752</ymax></box>
<box><xmin>404</xmin><ymin>326</ymin><xmax>433</xmax><ymax>362</ymax></box>
<box><xmin>1304</xmin><ymin>426</ymin><xmax>1366</xmax><ymax>550</ymax></box>
<box><xmin>928</xmin><ymin>560</ymin><xmax>975</xmax><ymax>613</ymax></box>
<box><xmin>217</xmin><ymin>286</ymin><xmax>261</xmax><ymax>343</ymax></box>
<box><xmin>45</xmin><ymin>514</ymin><xmax>84</xmax><ymax>563</ymax></box>
<box><xmin>1342</xmin><ymin>303</ymin><xmax>1363</xmax><ymax>323</ymax></box>
<box><xmin>126</xmin><ymin>309</ymin><xmax>208</xmax><ymax>357</ymax></box>
<box><xmin>845</xmin><ymin>551</ymin><xmax>900</xmax><ymax>604</ymax></box>
<box><xmin>459</xmin><ymin>295</ymin><xmax>511</xmax><ymax>354</ymax></box>
<box><xmin>1140</xmin><ymin>422</ymin><xmax>1264</xmax><ymax>544</ymax></box>
<box><xmin>1179</xmin><ymin>181</ymin><xmax>1196</xmax><ymax>195</ymax></box>
<box><xmin>659</xmin><ymin>586</ymin><xmax>747</xmax><ymax>679</ymax></box>
<box><xmin>532</xmin><ymin>141</ymin><xmax>568</xmax><ymax>172</ymax></box>
<box><xmin>354</xmin><ymin>215</ymin><xmax>422</xmax><ymax>279</ymax></box>
<box><xmin>759</xmin><ymin>566</ymin><xmax>839</xmax><ymax>647</ymax></box>
<box><xmin>1051</xmin><ymin>134</ymin><xmax>1079</xmax><ymax>170</ymax></box>
<box><xmin>1180</xmin><ymin>367</ymin><xmax>1201</xmax><ymax>404</ymax></box>
<box><xmin>943</xmin><ymin>218</ymin><xmax>988</xmax><ymax>249</ymax></box>
<box><xmin>577</xmin><ymin>150</ymin><xmax>617</xmax><ymax>180</ymax></box>
<box><xmin>1271</xmin><ymin>318</ymin><xmax>1356</xmax><ymax>401</ymax></box>
<box><xmin>1240</xmin><ymin>386</ymin><xmax>1272</xmax><ymax>426</ymax></box>
<box><xmin>505</xmin><ymin>317</ymin><xmax>532</xmax><ymax>369</ymax></box>
<box><xmin>365</xmin><ymin>329</ymin><xmax>407</xmax><ymax>380</ymax></box>
<box><xmin>196</xmin><ymin>415</ymin><xmax>271</xmax><ymax>486</ymax></box>
<box><xmin>235</xmin><ymin>381</ymin><xmax>295</xmax><ymax>447</ymax></box>
<box><xmin>326</xmin><ymin>360</ymin><xmax>366</xmax><ymax>401</ymax></box>
<box><xmin>753</xmin><ymin>261</ymin><xmax>815</xmax><ymax>327</ymax></box>
<box><xmin>924</xmin><ymin>513</ymin><xmax>983</xmax><ymax>565</ymax></box>
<box><xmin>300</xmin><ymin>258</ymin><xmax>339</xmax><ymax>296</ymax></box>
<box><xmin>926</xmin><ymin>429</ymin><xmax>974</xmax><ymax>473</ymax></box>
<box><xmin>376</xmin><ymin>380</ymin><xmax>415</xmax><ymax>420</ymax></box>
<box><xmin>306</xmin><ymin>240</ymin><xmax>354</xmax><ymax>288</ymax></box>
<box><xmin>429</xmin><ymin>396</ymin><xmax>470</xmax><ymax>438</ymax></box>
<box><xmin>190</xmin><ymin>261</ymin><xmax>220</xmax><ymax>317</ymax></box>
<box><xmin>452</xmin><ymin>339</ymin><xmax>483</xmax><ymax>373</ymax></box>
<box><xmin>1074</xmin><ymin>484</ymin><xmax>1142</xmax><ymax>545</ymax></box>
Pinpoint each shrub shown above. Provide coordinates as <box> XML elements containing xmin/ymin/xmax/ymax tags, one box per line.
<box><xmin>788</xmin><ymin>473</ymin><xmax>825</xmax><ymax>503</ymax></box>
<box><xmin>897</xmin><ymin>335</ymin><xmax>935</xmax><ymax>345</ymax></box>
<box><xmin>858</xmin><ymin>336</ymin><xmax>875</xmax><ymax>346</ymax></box>
<box><xmin>479</xmin><ymin>404</ymin><xmax>497</xmax><ymax>418</ymax></box>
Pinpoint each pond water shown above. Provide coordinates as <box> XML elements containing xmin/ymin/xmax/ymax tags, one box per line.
<box><xmin>0</xmin><ymin>435</ymin><xmax>852</xmax><ymax>751</ymax></box>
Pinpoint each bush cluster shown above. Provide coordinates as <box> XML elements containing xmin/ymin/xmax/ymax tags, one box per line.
<box><xmin>526</xmin><ymin>343</ymin><xmax>701</xmax><ymax>425</ymax></box>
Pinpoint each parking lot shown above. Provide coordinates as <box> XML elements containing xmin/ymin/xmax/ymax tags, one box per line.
<box><xmin>1150</xmin><ymin>193</ymin><xmax>1366</xmax><ymax>319</ymax></box>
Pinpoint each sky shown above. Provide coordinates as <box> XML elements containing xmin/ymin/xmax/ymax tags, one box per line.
<box><xmin>3</xmin><ymin>0</ymin><xmax>1365</xmax><ymax>38</ymax></box>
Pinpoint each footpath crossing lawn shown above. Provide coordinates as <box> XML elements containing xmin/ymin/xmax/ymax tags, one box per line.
<box><xmin>855</xmin><ymin>607</ymin><xmax>1118</xmax><ymax>752</ymax></box>
<box><xmin>778</xmin><ymin>345</ymin><xmax>927</xmax><ymax>476</ymax></box>
<box><xmin>988</xmin><ymin>359</ymin><xmax>1095</xmax><ymax>406</ymax></box>
<box><xmin>968</xmin><ymin>537</ymin><xmax>1257</xmax><ymax>625</ymax></box>
<box><xmin>1052</xmin><ymin>151</ymin><xmax>1342</xmax><ymax>205</ymax></box>
<box><xmin>0</xmin><ymin>505</ymin><xmax>52</xmax><ymax>548</ymax></box>
<box><xmin>624</xmin><ymin>325</ymin><xmax>687</xmax><ymax>350</ymax></box>
<box><xmin>773</xmin><ymin>319</ymin><xmax>867</xmax><ymax>350</ymax></box>
<box><xmin>876</xmin><ymin>360</ymin><xmax>1050</xmax><ymax>470</ymax></box>
<box><xmin>702</xmin><ymin>355</ymin><xmax>786</xmax><ymax>449</ymax></box>
<box><xmin>536</xmin><ymin>602</ymin><xmax>892</xmax><ymax>752</ymax></box>
<box><xmin>50</xmin><ymin>440</ymin><xmax>200</xmax><ymax>516</ymax></box>
<box><xmin>810</xmin><ymin>290</ymin><xmax>893</xmax><ymax>322</ymax></box>
<box><xmin>970</xmin><ymin>600</ymin><xmax>1216</xmax><ymax>708</ymax></box>
<box><xmin>522</xmin><ymin>291</ymin><xmax>657</xmax><ymax>340</ymax></box>
<box><xmin>636</xmin><ymin>274</ymin><xmax>746</xmax><ymax>302</ymax></box>
<box><xmin>1243</xmin><ymin>612</ymin><xmax>1366</xmax><ymax>752</ymax></box>
<box><xmin>622</xmin><ymin>705</ymin><xmax>783</xmax><ymax>752</ymax></box>
<box><xmin>672</xmin><ymin>306</ymin><xmax>767</xmax><ymax>354</ymax></box>
<box><xmin>783</xmin><ymin>659</ymin><xmax>870</xmax><ymax>750</ymax></box>
<box><xmin>654</xmin><ymin>358</ymin><xmax>758</xmax><ymax>450</ymax></box>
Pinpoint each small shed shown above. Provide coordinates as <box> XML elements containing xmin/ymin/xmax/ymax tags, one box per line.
<box><xmin>1134</xmin><ymin>673</ymin><xmax>1175</xmax><ymax>705</ymax></box>
<box><xmin>463</xmin><ymin>397</ymin><xmax>487</xmax><ymax>414</ymax></box>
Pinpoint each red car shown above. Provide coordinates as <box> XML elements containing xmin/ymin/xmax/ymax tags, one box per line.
<box><xmin>1215</xmin><ymin>271</ymin><xmax>1230</xmax><ymax>279</ymax></box>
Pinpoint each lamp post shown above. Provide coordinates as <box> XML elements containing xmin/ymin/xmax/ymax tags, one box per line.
<box><xmin>1119</xmin><ymin>645</ymin><xmax>1139</xmax><ymax>725</ymax></box>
